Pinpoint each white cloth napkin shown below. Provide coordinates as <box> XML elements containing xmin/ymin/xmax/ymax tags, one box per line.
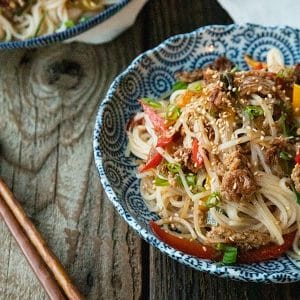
<box><xmin>218</xmin><ymin>0</ymin><xmax>300</xmax><ymax>28</ymax></box>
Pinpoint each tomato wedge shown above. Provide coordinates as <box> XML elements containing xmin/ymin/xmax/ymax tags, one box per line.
<box><xmin>150</xmin><ymin>220</ymin><xmax>220</xmax><ymax>259</ymax></box>
<box><xmin>237</xmin><ymin>231</ymin><xmax>296</xmax><ymax>263</ymax></box>
<box><xmin>139</xmin><ymin>151</ymin><xmax>163</xmax><ymax>173</ymax></box>
<box><xmin>192</xmin><ymin>139</ymin><xmax>204</xmax><ymax>168</ymax></box>
<box><xmin>140</xmin><ymin>101</ymin><xmax>166</xmax><ymax>132</ymax></box>
<box><xmin>150</xmin><ymin>221</ymin><xmax>296</xmax><ymax>264</ymax></box>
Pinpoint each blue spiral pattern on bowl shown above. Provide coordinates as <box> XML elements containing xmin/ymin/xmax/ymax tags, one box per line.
<box><xmin>0</xmin><ymin>0</ymin><xmax>130</xmax><ymax>49</ymax></box>
<box><xmin>94</xmin><ymin>24</ymin><xmax>300</xmax><ymax>283</ymax></box>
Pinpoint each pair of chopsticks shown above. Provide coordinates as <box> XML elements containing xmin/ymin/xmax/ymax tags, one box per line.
<box><xmin>0</xmin><ymin>177</ymin><xmax>84</xmax><ymax>300</ymax></box>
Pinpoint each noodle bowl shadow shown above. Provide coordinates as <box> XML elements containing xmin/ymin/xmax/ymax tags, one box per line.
<box><xmin>93</xmin><ymin>24</ymin><xmax>300</xmax><ymax>283</ymax></box>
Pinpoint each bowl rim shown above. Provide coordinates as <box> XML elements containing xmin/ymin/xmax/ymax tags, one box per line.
<box><xmin>93</xmin><ymin>23</ymin><xmax>300</xmax><ymax>283</ymax></box>
<box><xmin>0</xmin><ymin>0</ymin><xmax>131</xmax><ymax>49</ymax></box>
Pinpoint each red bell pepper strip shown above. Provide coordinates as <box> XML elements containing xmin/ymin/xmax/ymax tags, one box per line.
<box><xmin>139</xmin><ymin>151</ymin><xmax>163</xmax><ymax>173</ymax></box>
<box><xmin>140</xmin><ymin>101</ymin><xmax>166</xmax><ymax>132</ymax></box>
<box><xmin>150</xmin><ymin>221</ymin><xmax>296</xmax><ymax>264</ymax></box>
<box><xmin>150</xmin><ymin>220</ymin><xmax>221</xmax><ymax>260</ymax></box>
<box><xmin>295</xmin><ymin>152</ymin><xmax>300</xmax><ymax>165</ymax></box>
<box><xmin>237</xmin><ymin>231</ymin><xmax>296</xmax><ymax>263</ymax></box>
<box><xmin>157</xmin><ymin>135</ymin><xmax>173</xmax><ymax>148</ymax></box>
<box><xmin>192</xmin><ymin>139</ymin><xmax>204</xmax><ymax>168</ymax></box>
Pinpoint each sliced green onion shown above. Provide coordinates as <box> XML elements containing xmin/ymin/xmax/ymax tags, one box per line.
<box><xmin>141</xmin><ymin>98</ymin><xmax>162</xmax><ymax>109</ymax></box>
<box><xmin>172</xmin><ymin>81</ymin><xmax>188</xmax><ymax>92</ymax></box>
<box><xmin>166</xmin><ymin>104</ymin><xmax>181</xmax><ymax>120</ymax></box>
<box><xmin>188</xmin><ymin>80</ymin><xmax>203</xmax><ymax>92</ymax></box>
<box><xmin>277</xmin><ymin>67</ymin><xmax>293</xmax><ymax>78</ymax></box>
<box><xmin>186</xmin><ymin>174</ymin><xmax>197</xmax><ymax>187</ymax></box>
<box><xmin>167</xmin><ymin>162</ymin><xmax>181</xmax><ymax>174</ymax></box>
<box><xmin>64</xmin><ymin>20</ymin><xmax>75</xmax><ymax>28</ymax></box>
<box><xmin>154</xmin><ymin>175</ymin><xmax>169</xmax><ymax>186</ymax></box>
<box><xmin>205</xmin><ymin>192</ymin><xmax>221</xmax><ymax>208</ymax></box>
<box><xmin>175</xmin><ymin>175</ymin><xmax>183</xmax><ymax>186</ymax></box>
<box><xmin>222</xmin><ymin>246</ymin><xmax>238</xmax><ymax>264</ymax></box>
<box><xmin>34</xmin><ymin>12</ymin><xmax>47</xmax><ymax>37</ymax></box>
<box><xmin>279</xmin><ymin>151</ymin><xmax>292</xmax><ymax>161</ymax></box>
<box><xmin>244</xmin><ymin>105</ymin><xmax>264</xmax><ymax>119</ymax></box>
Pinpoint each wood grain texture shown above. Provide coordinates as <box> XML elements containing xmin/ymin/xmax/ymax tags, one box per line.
<box><xmin>0</xmin><ymin>0</ymin><xmax>300</xmax><ymax>299</ymax></box>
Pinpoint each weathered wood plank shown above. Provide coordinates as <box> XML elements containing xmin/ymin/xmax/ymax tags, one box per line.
<box><xmin>0</xmin><ymin>15</ymin><xmax>145</xmax><ymax>299</ymax></box>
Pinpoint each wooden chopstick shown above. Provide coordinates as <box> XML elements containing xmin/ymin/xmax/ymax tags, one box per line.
<box><xmin>0</xmin><ymin>195</ymin><xmax>66</xmax><ymax>300</ymax></box>
<box><xmin>0</xmin><ymin>177</ymin><xmax>84</xmax><ymax>300</ymax></box>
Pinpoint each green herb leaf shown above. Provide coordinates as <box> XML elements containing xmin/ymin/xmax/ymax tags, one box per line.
<box><xmin>222</xmin><ymin>246</ymin><xmax>238</xmax><ymax>264</ymax></box>
<box><xmin>244</xmin><ymin>105</ymin><xmax>264</xmax><ymax>119</ymax></box>
<box><xmin>167</xmin><ymin>162</ymin><xmax>181</xmax><ymax>174</ymax></box>
<box><xmin>205</xmin><ymin>192</ymin><xmax>221</xmax><ymax>208</ymax></box>
<box><xmin>278</xmin><ymin>113</ymin><xmax>288</xmax><ymax>136</ymax></box>
<box><xmin>186</xmin><ymin>174</ymin><xmax>197</xmax><ymax>187</ymax></box>
<box><xmin>279</xmin><ymin>151</ymin><xmax>292</xmax><ymax>161</ymax></box>
<box><xmin>166</xmin><ymin>104</ymin><xmax>181</xmax><ymax>120</ymax></box>
<box><xmin>141</xmin><ymin>98</ymin><xmax>162</xmax><ymax>109</ymax></box>
<box><xmin>172</xmin><ymin>81</ymin><xmax>188</xmax><ymax>92</ymax></box>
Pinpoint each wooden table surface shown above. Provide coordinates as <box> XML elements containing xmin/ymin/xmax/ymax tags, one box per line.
<box><xmin>0</xmin><ymin>0</ymin><xmax>299</xmax><ymax>299</ymax></box>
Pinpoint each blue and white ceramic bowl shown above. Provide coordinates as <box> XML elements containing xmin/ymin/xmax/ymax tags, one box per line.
<box><xmin>94</xmin><ymin>24</ymin><xmax>300</xmax><ymax>283</ymax></box>
<box><xmin>0</xmin><ymin>0</ymin><xmax>148</xmax><ymax>49</ymax></box>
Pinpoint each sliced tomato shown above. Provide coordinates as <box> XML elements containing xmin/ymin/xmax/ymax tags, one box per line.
<box><xmin>295</xmin><ymin>152</ymin><xmax>300</xmax><ymax>165</ymax></box>
<box><xmin>150</xmin><ymin>220</ymin><xmax>220</xmax><ymax>260</ymax></box>
<box><xmin>140</xmin><ymin>101</ymin><xmax>166</xmax><ymax>132</ymax></box>
<box><xmin>192</xmin><ymin>139</ymin><xmax>204</xmax><ymax>168</ymax></box>
<box><xmin>139</xmin><ymin>150</ymin><xmax>163</xmax><ymax>173</ymax></box>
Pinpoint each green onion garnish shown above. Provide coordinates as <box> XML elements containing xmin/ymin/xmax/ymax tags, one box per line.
<box><xmin>172</xmin><ymin>81</ymin><xmax>188</xmax><ymax>91</ymax></box>
<box><xmin>166</xmin><ymin>104</ymin><xmax>181</xmax><ymax>120</ymax></box>
<box><xmin>215</xmin><ymin>243</ymin><xmax>226</xmax><ymax>251</ymax></box>
<box><xmin>79</xmin><ymin>16</ymin><xmax>90</xmax><ymax>23</ymax></box>
<box><xmin>167</xmin><ymin>162</ymin><xmax>181</xmax><ymax>174</ymax></box>
<box><xmin>222</xmin><ymin>246</ymin><xmax>238</xmax><ymax>264</ymax></box>
<box><xmin>34</xmin><ymin>12</ymin><xmax>47</xmax><ymax>37</ymax></box>
<box><xmin>64</xmin><ymin>20</ymin><xmax>75</xmax><ymax>28</ymax></box>
<box><xmin>205</xmin><ymin>192</ymin><xmax>221</xmax><ymax>208</ymax></box>
<box><xmin>278</xmin><ymin>113</ymin><xmax>289</xmax><ymax>136</ymax></box>
<box><xmin>141</xmin><ymin>98</ymin><xmax>162</xmax><ymax>109</ymax></box>
<box><xmin>188</xmin><ymin>80</ymin><xmax>202</xmax><ymax>92</ymax></box>
<box><xmin>154</xmin><ymin>175</ymin><xmax>169</xmax><ymax>186</ymax></box>
<box><xmin>244</xmin><ymin>105</ymin><xmax>264</xmax><ymax>119</ymax></box>
<box><xmin>279</xmin><ymin>151</ymin><xmax>292</xmax><ymax>161</ymax></box>
<box><xmin>186</xmin><ymin>174</ymin><xmax>197</xmax><ymax>187</ymax></box>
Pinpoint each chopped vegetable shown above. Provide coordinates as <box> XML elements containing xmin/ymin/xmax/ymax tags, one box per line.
<box><xmin>205</xmin><ymin>192</ymin><xmax>221</xmax><ymax>208</ymax></box>
<box><xmin>295</xmin><ymin>152</ymin><xmax>300</xmax><ymax>165</ymax></box>
<box><xmin>156</xmin><ymin>135</ymin><xmax>173</xmax><ymax>148</ymax></box>
<box><xmin>192</xmin><ymin>139</ymin><xmax>204</xmax><ymax>168</ymax></box>
<box><xmin>176</xmin><ymin>90</ymin><xmax>195</xmax><ymax>108</ymax></box>
<box><xmin>167</xmin><ymin>162</ymin><xmax>181</xmax><ymax>174</ymax></box>
<box><xmin>279</xmin><ymin>151</ymin><xmax>292</xmax><ymax>161</ymax></box>
<box><xmin>238</xmin><ymin>231</ymin><xmax>296</xmax><ymax>263</ymax></box>
<box><xmin>172</xmin><ymin>81</ymin><xmax>188</xmax><ymax>92</ymax></box>
<box><xmin>150</xmin><ymin>221</ymin><xmax>221</xmax><ymax>259</ymax></box>
<box><xmin>150</xmin><ymin>222</ymin><xmax>296</xmax><ymax>263</ymax></box>
<box><xmin>34</xmin><ymin>12</ymin><xmax>47</xmax><ymax>37</ymax></box>
<box><xmin>244</xmin><ymin>105</ymin><xmax>264</xmax><ymax>119</ymax></box>
<box><xmin>278</xmin><ymin>113</ymin><xmax>288</xmax><ymax>136</ymax></box>
<box><xmin>154</xmin><ymin>175</ymin><xmax>170</xmax><ymax>186</ymax></box>
<box><xmin>186</xmin><ymin>174</ymin><xmax>197</xmax><ymax>187</ymax></box>
<box><xmin>139</xmin><ymin>151</ymin><xmax>163</xmax><ymax>173</ymax></box>
<box><xmin>166</xmin><ymin>104</ymin><xmax>181</xmax><ymax>121</ymax></box>
<box><xmin>188</xmin><ymin>80</ymin><xmax>203</xmax><ymax>92</ymax></box>
<box><xmin>79</xmin><ymin>16</ymin><xmax>91</xmax><ymax>23</ymax></box>
<box><xmin>141</xmin><ymin>98</ymin><xmax>162</xmax><ymax>109</ymax></box>
<box><xmin>222</xmin><ymin>246</ymin><xmax>238</xmax><ymax>264</ymax></box>
<box><xmin>292</xmin><ymin>83</ymin><xmax>300</xmax><ymax>116</ymax></box>
<box><xmin>244</xmin><ymin>54</ymin><xmax>266</xmax><ymax>70</ymax></box>
<box><xmin>64</xmin><ymin>20</ymin><xmax>75</xmax><ymax>28</ymax></box>
<box><xmin>291</xmin><ymin>186</ymin><xmax>300</xmax><ymax>204</ymax></box>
